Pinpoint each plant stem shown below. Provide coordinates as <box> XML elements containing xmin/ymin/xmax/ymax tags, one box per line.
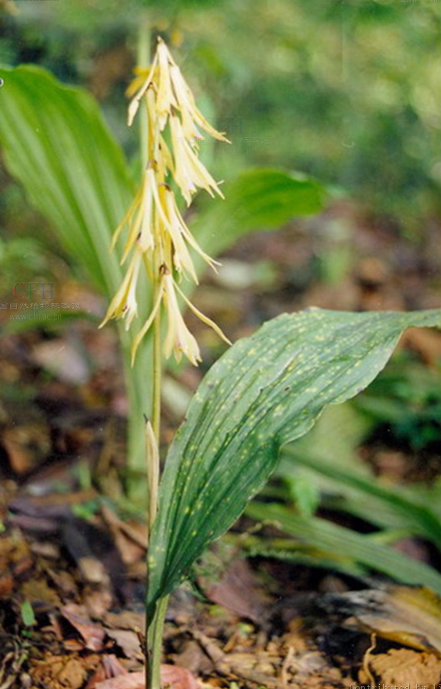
<box><xmin>145</xmin><ymin>253</ymin><xmax>163</xmax><ymax>687</ymax></box>
<box><xmin>145</xmin><ymin>265</ymin><xmax>162</xmax><ymax>531</ymax></box>
<box><xmin>120</xmin><ymin>327</ymin><xmax>152</xmax><ymax>503</ymax></box>
<box><xmin>147</xmin><ymin>595</ymin><xmax>170</xmax><ymax>689</ymax></box>
<box><xmin>152</xmin><ymin>306</ymin><xmax>162</xmax><ymax>441</ymax></box>
<box><xmin>135</xmin><ymin>19</ymin><xmax>166</xmax><ymax>688</ymax></box>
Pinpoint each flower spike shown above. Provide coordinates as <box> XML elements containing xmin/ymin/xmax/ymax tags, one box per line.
<box><xmin>104</xmin><ymin>37</ymin><xmax>230</xmax><ymax>366</ymax></box>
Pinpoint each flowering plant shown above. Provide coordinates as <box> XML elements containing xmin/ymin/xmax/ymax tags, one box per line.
<box><xmin>1</xmin><ymin>38</ymin><xmax>440</xmax><ymax>689</ymax></box>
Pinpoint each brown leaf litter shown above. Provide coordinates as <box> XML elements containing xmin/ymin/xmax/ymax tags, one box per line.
<box><xmin>361</xmin><ymin>647</ymin><xmax>441</xmax><ymax>689</ymax></box>
<box><xmin>2</xmin><ymin>494</ymin><xmax>441</xmax><ymax>689</ymax></box>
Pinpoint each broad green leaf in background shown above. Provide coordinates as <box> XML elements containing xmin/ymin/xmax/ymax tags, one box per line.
<box><xmin>280</xmin><ymin>403</ymin><xmax>373</xmax><ymax>471</ymax></box>
<box><xmin>0</xmin><ymin>64</ymin><xmax>134</xmax><ymax>296</ymax></box>
<box><xmin>279</xmin><ymin>448</ymin><xmax>441</xmax><ymax>546</ymax></box>
<box><xmin>284</xmin><ymin>472</ymin><xmax>320</xmax><ymax>518</ymax></box>
<box><xmin>225</xmin><ymin>532</ymin><xmax>368</xmax><ymax>578</ymax></box>
<box><xmin>193</xmin><ymin>168</ymin><xmax>329</xmax><ymax>258</ymax></box>
<box><xmin>0</xmin><ymin>64</ymin><xmax>150</xmax><ymax>484</ymax></box>
<box><xmin>245</xmin><ymin>502</ymin><xmax>441</xmax><ymax>595</ymax></box>
<box><xmin>273</xmin><ymin>384</ymin><xmax>441</xmax><ymax>546</ymax></box>
<box><xmin>147</xmin><ymin>308</ymin><xmax>441</xmax><ymax>614</ymax></box>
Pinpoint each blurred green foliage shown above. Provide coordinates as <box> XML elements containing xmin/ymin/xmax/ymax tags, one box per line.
<box><xmin>1</xmin><ymin>0</ymin><xmax>440</xmax><ymax>231</ymax></box>
<box><xmin>0</xmin><ymin>237</ymin><xmax>49</xmax><ymax>288</ymax></box>
<box><xmin>355</xmin><ymin>354</ymin><xmax>441</xmax><ymax>452</ymax></box>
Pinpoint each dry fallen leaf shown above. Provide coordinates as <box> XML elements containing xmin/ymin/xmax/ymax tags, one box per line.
<box><xmin>101</xmin><ymin>504</ymin><xmax>147</xmax><ymax>565</ymax></box>
<box><xmin>32</xmin><ymin>339</ymin><xmax>90</xmax><ymax>384</ymax></box>
<box><xmin>57</xmin><ymin>657</ymin><xmax>88</xmax><ymax>689</ymax></box>
<box><xmin>102</xmin><ymin>655</ymin><xmax>129</xmax><ymax>678</ymax></box>
<box><xmin>365</xmin><ymin>648</ymin><xmax>441</xmax><ymax>689</ymax></box>
<box><xmin>105</xmin><ymin>628</ymin><xmax>144</xmax><ymax>661</ymax></box>
<box><xmin>31</xmin><ymin>656</ymin><xmax>89</xmax><ymax>689</ymax></box>
<box><xmin>161</xmin><ymin>665</ymin><xmax>201</xmax><ymax>689</ymax></box>
<box><xmin>61</xmin><ymin>604</ymin><xmax>106</xmax><ymax>651</ymax></box>
<box><xmin>95</xmin><ymin>674</ymin><xmax>144</xmax><ymax>689</ymax></box>
<box><xmin>355</xmin><ymin>587</ymin><xmax>441</xmax><ymax>656</ymax></box>
<box><xmin>95</xmin><ymin>664</ymin><xmax>200</xmax><ymax>689</ymax></box>
<box><xmin>2</xmin><ymin>423</ymin><xmax>51</xmax><ymax>474</ymax></box>
<box><xmin>323</xmin><ymin>586</ymin><xmax>441</xmax><ymax>656</ymax></box>
<box><xmin>21</xmin><ymin>577</ymin><xmax>61</xmax><ymax>608</ymax></box>
<box><xmin>203</xmin><ymin>559</ymin><xmax>271</xmax><ymax>623</ymax></box>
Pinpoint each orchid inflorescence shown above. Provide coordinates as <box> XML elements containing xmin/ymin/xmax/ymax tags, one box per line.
<box><xmin>100</xmin><ymin>37</ymin><xmax>231</xmax><ymax>366</ymax></box>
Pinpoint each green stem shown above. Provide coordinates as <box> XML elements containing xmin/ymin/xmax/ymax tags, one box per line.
<box><xmin>145</xmin><ymin>266</ymin><xmax>163</xmax><ymax>688</ymax></box>
<box><xmin>147</xmin><ymin>595</ymin><xmax>169</xmax><ymax>689</ymax></box>
<box><xmin>135</xmin><ymin>18</ymin><xmax>165</xmax><ymax>689</ymax></box>
<box><xmin>136</xmin><ymin>20</ymin><xmax>168</xmax><ymax>688</ymax></box>
<box><xmin>152</xmin><ymin>302</ymin><xmax>162</xmax><ymax>442</ymax></box>
<box><xmin>120</xmin><ymin>326</ymin><xmax>152</xmax><ymax>504</ymax></box>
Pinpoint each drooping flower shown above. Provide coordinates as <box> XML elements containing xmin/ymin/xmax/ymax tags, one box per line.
<box><xmin>101</xmin><ymin>249</ymin><xmax>142</xmax><ymax>330</ymax></box>
<box><xmin>169</xmin><ymin>115</ymin><xmax>224</xmax><ymax>205</ymax></box>
<box><xmin>162</xmin><ymin>274</ymin><xmax>201</xmax><ymax>366</ymax></box>
<box><xmin>102</xmin><ymin>36</ymin><xmax>231</xmax><ymax>366</ymax></box>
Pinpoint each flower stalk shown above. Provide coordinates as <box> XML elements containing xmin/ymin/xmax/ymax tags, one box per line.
<box><xmin>101</xmin><ymin>33</ymin><xmax>230</xmax><ymax>689</ymax></box>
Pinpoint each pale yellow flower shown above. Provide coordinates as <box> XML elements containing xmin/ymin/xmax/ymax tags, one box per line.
<box><xmin>100</xmin><ymin>250</ymin><xmax>142</xmax><ymax>330</ymax></box>
<box><xmin>172</xmin><ymin>279</ymin><xmax>231</xmax><ymax>348</ymax></box>
<box><xmin>163</xmin><ymin>274</ymin><xmax>201</xmax><ymax>366</ymax></box>
<box><xmin>131</xmin><ymin>278</ymin><xmax>165</xmax><ymax>365</ymax></box>
<box><xmin>156</xmin><ymin>40</ymin><xmax>177</xmax><ymax>129</ymax></box>
<box><xmin>168</xmin><ymin>61</ymin><xmax>229</xmax><ymax>144</ymax></box>
<box><xmin>127</xmin><ymin>55</ymin><xmax>159</xmax><ymax>127</ymax></box>
<box><xmin>127</xmin><ymin>37</ymin><xmax>230</xmax><ymax>144</ymax></box>
<box><xmin>105</xmin><ymin>36</ymin><xmax>231</xmax><ymax>366</ymax></box>
<box><xmin>169</xmin><ymin>115</ymin><xmax>224</xmax><ymax>205</ymax></box>
<box><xmin>130</xmin><ymin>271</ymin><xmax>230</xmax><ymax>365</ymax></box>
<box><xmin>162</xmin><ymin>188</ymin><xmax>219</xmax><ymax>278</ymax></box>
<box><xmin>125</xmin><ymin>66</ymin><xmax>151</xmax><ymax>99</ymax></box>
<box><xmin>117</xmin><ymin>168</ymin><xmax>156</xmax><ymax>264</ymax></box>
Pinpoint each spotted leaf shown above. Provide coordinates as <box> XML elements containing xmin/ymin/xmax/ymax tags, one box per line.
<box><xmin>147</xmin><ymin>308</ymin><xmax>441</xmax><ymax>613</ymax></box>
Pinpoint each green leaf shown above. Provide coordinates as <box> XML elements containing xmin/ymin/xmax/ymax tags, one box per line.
<box><xmin>284</xmin><ymin>473</ymin><xmax>320</xmax><ymax>517</ymax></box>
<box><xmin>0</xmin><ymin>64</ymin><xmax>134</xmax><ymax>297</ymax></box>
<box><xmin>280</xmin><ymin>403</ymin><xmax>374</xmax><ymax>471</ymax></box>
<box><xmin>20</xmin><ymin>599</ymin><xmax>36</xmax><ymax>627</ymax></box>
<box><xmin>245</xmin><ymin>502</ymin><xmax>441</xmax><ymax>595</ymax></box>
<box><xmin>0</xmin><ymin>65</ymin><xmax>151</xmax><ymax>483</ymax></box>
<box><xmin>225</xmin><ymin>532</ymin><xmax>368</xmax><ymax>578</ymax></box>
<box><xmin>193</xmin><ymin>168</ymin><xmax>329</xmax><ymax>258</ymax></box>
<box><xmin>148</xmin><ymin>308</ymin><xmax>441</xmax><ymax>612</ymax></box>
<box><xmin>280</xmin><ymin>448</ymin><xmax>441</xmax><ymax>546</ymax></box>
